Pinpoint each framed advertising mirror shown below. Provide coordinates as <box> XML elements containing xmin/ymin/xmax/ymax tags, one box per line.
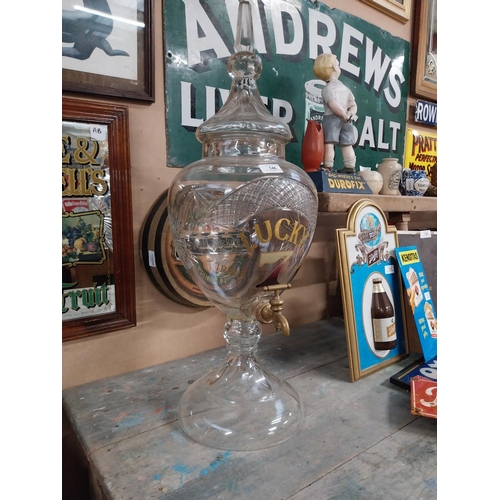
<box><xmin>62</xmin><ymin>98</ymin><xmax>136</xmax><ymax>341</ymax></box>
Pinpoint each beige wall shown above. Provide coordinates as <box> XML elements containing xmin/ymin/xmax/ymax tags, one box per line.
<box><xmin>62</xmin><ymin>0</ymin><xmax>414</xmax><ymax>389</ymax></box>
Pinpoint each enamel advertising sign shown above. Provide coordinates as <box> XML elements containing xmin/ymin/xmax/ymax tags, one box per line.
<box><xmin>403</xmin><ymin>128</ymin><xmax>437</xmax><ymax>178</ymax></box>
<box><xmin>411</xmin><ymin>376</ymin><xmax>437</xmax><ymax>419</ymax></box>
<box><xmin>164</xmin><ymin>0</ymin><xmax>410</xmax><ymax>170</ymax></box>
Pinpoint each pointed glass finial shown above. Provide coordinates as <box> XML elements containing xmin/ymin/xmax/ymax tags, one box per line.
<box><xmin>225</xmin><ymin>0</ymin><xmax>262</xmax><ymax>83</ymax></box>
<box><xmin>234</xmin><ymin>0</ymin><xmax>254</xmax><ymax>53</ymax></box>
<box><xmin>196</xmin><ymin>0</ymin><xmax>290</xmax><ymax>156</ymax></box>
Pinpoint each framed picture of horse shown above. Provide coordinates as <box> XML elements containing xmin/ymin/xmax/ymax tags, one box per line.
<box><xmin>62</xmin><ymin>0</ymin><xmax>154</xmax><ymax>101</ymax></box>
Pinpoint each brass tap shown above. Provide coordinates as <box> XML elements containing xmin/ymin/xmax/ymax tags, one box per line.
<box><xmin>255</xmin><ymin>283</ymin><xmax>292</xmax><ymax>336</ymax></box>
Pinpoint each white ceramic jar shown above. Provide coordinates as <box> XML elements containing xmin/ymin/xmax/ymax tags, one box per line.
<box><xmin>359</xmin><ymin>169</ymin><xmax>383</xmax><ymax>194</ymax></box>
<box><xmin>377</xmin><ymin>158</ymin><xmax>402</xmax><ymax>195</ymax></box>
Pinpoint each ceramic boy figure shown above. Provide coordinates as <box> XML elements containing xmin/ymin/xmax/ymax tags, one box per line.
<box><xmin>313</xmin><ymin>53</ymin><xmax>358</xmax><ymax>173</ymax></box>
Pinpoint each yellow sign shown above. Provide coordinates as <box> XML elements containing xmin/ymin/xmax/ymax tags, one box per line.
<box><xmin>398</xmin><ymin>249</ymin><xmax>420</xmax><ymax>265</ymax></box>
<box><xmin>404</xmin><ymin>129</ymin><xmax>437</xmax><ymax>177</ymax></box>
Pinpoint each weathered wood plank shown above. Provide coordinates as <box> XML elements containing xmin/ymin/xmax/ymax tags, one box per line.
<box><xmin>288</xmin><ymin>417</ymin><xmax>437</xmax><ymax>500</ymax></box>
<box><xmin>63</xmin><ymin>319</ymin><xmax>349</xmax><ymax>454</ymax></box>
<box><xmin>86</xmin><ymin>354</ymin><xmax>424</xmax><ymax>499</ymax></box>
<box><xmin>317</xmin><ymin>192</ymin><xmax>437</xmax><ymax>214</ymax></box>
<box><xmin>63</xmin><ymin>319</ymin><xmax>434</xmax><ymax>500</ymax></box>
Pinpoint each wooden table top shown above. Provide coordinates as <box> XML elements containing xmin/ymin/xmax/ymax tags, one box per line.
<box><xmin>63</xmin><ymin>318</ymin><xmax>437</xmax><ymax>499</ymax></box>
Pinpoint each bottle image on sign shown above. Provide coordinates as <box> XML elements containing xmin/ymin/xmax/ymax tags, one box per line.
<box><xmin>371</xmin><ymin>278</ymin><xmax>397</xmax><ymax>350</ymax></box>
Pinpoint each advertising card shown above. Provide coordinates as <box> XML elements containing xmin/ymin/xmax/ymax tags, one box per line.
<box><xmin>395</xmin><ymin>245</ymin><xmax>437</xmax><ymax>362</ymax></box>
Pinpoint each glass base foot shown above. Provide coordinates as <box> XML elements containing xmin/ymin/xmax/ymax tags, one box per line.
<box><xmin>177</xmin><ymin>353</ymin><xmax>303</xmax><ymax>451</ymax></box>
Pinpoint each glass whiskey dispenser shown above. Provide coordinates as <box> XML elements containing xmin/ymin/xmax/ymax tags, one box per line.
<box><xmin>167</xmin><ymin>0</ymin><xmax>318</xmax><ymax>451</ymax></box>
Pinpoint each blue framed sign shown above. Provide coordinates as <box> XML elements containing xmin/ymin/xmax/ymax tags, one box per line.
<box><xmin>390</xmin><ymin>356</ymin><xmax>437</xmax><ymax>391</ymax></box>
<box><xmin>163</xmin><ymin>0</ymin><xmax>410</xmax><ymax>170</ymax></box>
<box><xmin>336</xmin><ymin>199</ymin><xmax>409</xmax><ymax>381</ymax></box>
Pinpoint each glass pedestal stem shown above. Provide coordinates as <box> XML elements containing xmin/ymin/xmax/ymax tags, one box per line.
<box><xmin>177</xmin><ymin>317</ymin><xmax>304</xmax><ymax>451</ymax></box>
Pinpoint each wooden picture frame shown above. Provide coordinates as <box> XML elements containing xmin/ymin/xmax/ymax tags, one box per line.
<box><xmin>411</xmin><ymin>0</ymin><xmax>437</xmax><ymax>101</ymax></box>
<box><xmin>336</xmin><ymin>199</ymin><xmax>409</xmax><ymax>381</ymax></box>
<box><xmin>62</xmin><ymin>0</ymin><xmax>154</xmax><ymax>102</ymax></box>
<box><xmin>62</xmin><ymin>97</ymin><xmax>136</xmax><ymax>342</ymax></box>
<box><xmin>360</xmin><ymin>0</ymin><xmax>412</xmax><ymax>24</ymax></box>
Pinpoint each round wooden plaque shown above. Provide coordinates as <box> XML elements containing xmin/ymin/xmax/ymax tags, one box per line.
<box><xmin>140</xmin><ymin>189</ymin><xmax>211</xmax><ymax>308</ymax></box>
